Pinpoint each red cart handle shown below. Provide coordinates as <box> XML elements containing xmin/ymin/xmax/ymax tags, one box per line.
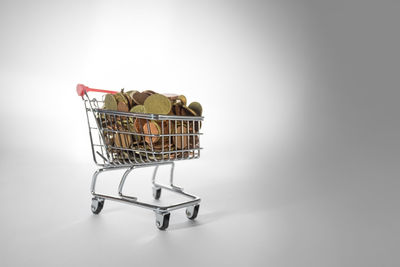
<box><xmin>76</xmin><ymin>84</ymin><xmax>117</xmax><ymax>97</ymax></box>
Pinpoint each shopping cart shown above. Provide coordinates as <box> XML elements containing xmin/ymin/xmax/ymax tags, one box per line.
<box><xmin>77</xmin><ymin>84</ymin><xmax>204</xmax><ymax>230</ymax></box>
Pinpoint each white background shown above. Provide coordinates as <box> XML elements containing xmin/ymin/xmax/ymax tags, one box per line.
<box><xmin>0</xmin><ymin>0</ymin><xmax>399</xmax><ymax>266</ymax></box>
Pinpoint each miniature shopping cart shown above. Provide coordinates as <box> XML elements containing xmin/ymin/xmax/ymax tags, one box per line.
<box><xmin>77</xmin><ymin>84</ymin><xmax>203</xmax><ymax>230</ymax></box>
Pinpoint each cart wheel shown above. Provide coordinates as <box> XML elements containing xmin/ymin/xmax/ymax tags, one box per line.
<box><xmin>186</xmin><ymin>205</ymin><xmax>200</xmax><ymax>220</ymax></box>
<box><xmin>152</xmin><ymin>187</ymin><xmax>161</xmax><ymax>200</ymax></box>
<box><xmin>155</xmin><ymin>212</ymin><xmax>170</xmax><ymax>230</ymax></box>
<box><xmin>91</xmin><ymin>197</ymin><xmax>104</xmax><ymax>214</ymax></box>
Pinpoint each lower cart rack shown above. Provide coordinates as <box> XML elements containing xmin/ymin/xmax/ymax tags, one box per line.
<box><xmin>77</xmin><ymin>84</ymin><xmax>204</xmax><ymax>230</ymax></box>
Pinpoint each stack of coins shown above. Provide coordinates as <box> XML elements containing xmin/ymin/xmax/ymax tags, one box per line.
<box><xmin>98</xmin><ymin>89</ymin><xmax>202</xmax><ymax>161</ymax></box>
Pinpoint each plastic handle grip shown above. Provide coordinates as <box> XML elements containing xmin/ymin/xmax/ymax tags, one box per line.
<box><xmin>76</xmin><ymin>84</ymin><xmax>117</xmax><ymax>96</ymax></box>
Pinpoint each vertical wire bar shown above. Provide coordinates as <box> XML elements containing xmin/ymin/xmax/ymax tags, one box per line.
<box><xmin>160</xmin><ymin>120</ymin><xmax>164</xmax><ymax>161</ymax></box>
<box><xmin>142</xmin><ymin>119</ymin><xmax>150</xmax><ymax>163</ymax></box>
<box><xmin>137</xmin><ymin>117</ymin><xmax>144</xmax><ymax>164</ymax></box>
<box><xmin>108</xmin><ymin>114</ymin><xmax>115</xmax><ymax>164</ymax></box>
<box><xmin>122</xmin><ymin>117</ymin><xmax>132</xmax><ymax>165</ymax></box>
<box><xmin>175</xmin><ymin>119</ymin><xmax>178</xmax><ymax>160</ymax></box>
<box><xmin>98</xmin><ymin>112</ymin><xmax>107</xmax><ymax>163</ymax></box>
<box><xmin>84</xmin><ymin>99</ymin><xmax>97</xmax><ymax>165</ymax></box>
<box><xmin>180</xmin><ymin>119</ymin><xmax>184</xmax><ymax>160</ymax></box>
<box><xmin>197</xmin><ymin>120</ymin><xmax>201</xmax><ymax>158</ymax></box>
<box><xmin>193</xmin><ymin>120</ymin><xmax>196</xmax><ymax>159</ymax></box>
<box><xmin>115</xmin><ymin>114</ymin><xmax>122</xmax><ymax>165</ymax></box>
<box><xmin>132</xmin><ymin>116</ymin><xmax>139</xmax><ymax>164</ymax></box>
<box><xmin>192</xmin><ymin>120</ymin><xmax>195</xmax><ymax>159</ymax></box>
<box><xmin>126</xmin><ymin>116</ymin><xmax>133</xmax><ymax>165</ymax></box>
<box><xmin>149</xmin><ymin>119</ymin><xmax>157</xmax><ymax>162</ymax></box>
<box><xmin>186</xmin><ymin>119</ymin><xmax>190</xmax><ymax>159</ymax></box>
<box><xmin>146</xmin><ymin>119</ymin><xmax>155</xmax><ymax>162</ymax></box>
<box><xmin>128</xmin><ymin>115</ymin><xmax>137</xmax><ymax>164</ymax></box>
<box><xmin>150</xmin><ymin>120</ymin><xmax>157</xmax><ymax>162</ymax></box>
<box><xmin>114</xmin><ymin>114</ymin><xmax>122</xmax><ymax>165</ymax></box>
<box><xmin>168</xmin><ymin>119</ymin><xmax>172</xmax><ymax>161</ymax></box>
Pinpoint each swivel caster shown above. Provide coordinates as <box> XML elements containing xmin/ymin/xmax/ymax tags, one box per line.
<box><xmin>186</xmin><ymin>204</ymin><xmax>200</xmax><ymax>220</ymax></box>
<box><xmin>155</xmin><ymin>212</ymin><xmax>170</xmax><ymax>230</ymax></box>
<box><xmin>152</xmin><ymin>187</ymin><xmax>161</xmax><ymax>200</ymax></box>
<box><xmin>91</xmin><ymin>197</ymin><xmax>104</xmax><ymax>214</ymax></box>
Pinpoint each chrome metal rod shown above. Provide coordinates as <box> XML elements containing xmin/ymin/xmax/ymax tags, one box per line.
<box><xmin>92</xmin><ymin>193</ymin><xmax>200</xmax><ymax>212</ymax></box>
<box><xmin>154</xmin><ymin>183</ymin><xmax>198</xmax><ymax>199</ymax></box>
<box><xmin>118</xmin><ymin>166</ymin><xmax>135</xmax><ymax>196</ymax></box>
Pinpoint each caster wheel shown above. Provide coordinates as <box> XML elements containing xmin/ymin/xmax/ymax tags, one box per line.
<box><xmin>152</xmin><ymin>187</ymin><xmax>161</xmax><ymax>200</ymax></box>
<box><xmin>91</xmin><ymin>197</ymin><xmax>104</xmax><ymax>214</ymax></box>
<box><xmin>155</xmin><ymin>212</ymin><xmax>170</xmax><ymax>230</ymax></box>
<box><xmin>186</xmin><ymin>205</ymin><xmax>200</xmax><ymax>220</ymax></box>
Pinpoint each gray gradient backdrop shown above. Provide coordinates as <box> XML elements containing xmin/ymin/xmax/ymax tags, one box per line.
<box><xmin>0</xmin><ymin>0</ymin><xmax>399</xmax><ymax>266</ymax></box>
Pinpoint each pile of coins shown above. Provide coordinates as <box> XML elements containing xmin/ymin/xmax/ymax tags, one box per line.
<box><xmin>97</xmin><ymin>89</ymin><xmax>202</xmax><ymax>162</ymax></box>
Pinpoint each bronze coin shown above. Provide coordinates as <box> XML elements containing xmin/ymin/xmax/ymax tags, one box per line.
<box><xmin>174</xmin><ymin>104</ymin><xmax>181</xmax><ymax>116</ymax></box>
<box><xmin>114</xmin><ymin>133</ymin><xmax>122</xmax><ymax>147</ymax></box>
<box><xmin>173</xmin><ymin>125</ymin><xmax>189</xmax><ymax>149</ymax></box>
<box><xmin>126</xmin><ymin>90</ymin><xmax>139</xmax><ymax>102</ymax></box>
<box><xmin>114</xmin><ymin>133</ymin><xmax>134</xmax><ymax>150</ymax></box>
<box><xmin>123</xmin><ymin>92</ymin><xmax>133</xmax><ymax>109</ymax></box>
<box><xmin>143</xmin><ymin>120</ymin><xmax>161</xmax><ymax>144</ymax></box>
<box><xmin>179</xmin><ymin>106</ymin><xmax>187</xmax><ymax>116</ymax></box>
<box><xmin>117</xmin><ymin>101</ymin><xmax>129</xmax><ymax>112</ymax></box>
<box><xmin>142</xmin><ymin>90</ymin><xmax>157</xmax><ymax>95</ymax></box>
<box><xmin>134</xmin><ymin>118</ymin><xmax>145</xmax><ymax>133</ymax></box>
<box><xmin>163</xmin><ymin>93</ymin><xmax>179</xmax><ymax>101</ymax></box>
<box><xmin>132</xmin><ymin>92</ymin><xmax>150</xmax><ymax>105</ymax></box>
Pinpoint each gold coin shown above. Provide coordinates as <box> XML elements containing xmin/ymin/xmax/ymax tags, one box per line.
<box><xmin>127</xmin><ymin>117</ymin><xmax>142</xmax><ymax>142</ymax></box>
<box><xmin>130</xmin><ymin>104</ymin><xmax>146</xmax><ymax>113</ymax></box>
<box><xmin>144</xmin><ymin>94</ymin><xmax>172</xmax><ymax>115</ymax></box>
<box><xmin>177</xmin><ymin>95</ymin><xmax>187</xmax><ymax>106</ymax></box>
<box><xmin>182</xmin><ymin>105</ymin><xmax>197</xmax><ymax>116</ymax></box>
<box><xmin>126</xmin><ymin>90</ymin><xmax>138</xmax><ymax>99</ymax></box>
<box><xmin>123</xmin><ymin>92</ymin><xmax>133</xmax><ymax>109</ymax></box>
<box><xmin>104</xmin><ymin>94</ymin><xmax>117</xmax><ymax>110</ymax></box>
<box><xmin>114</xmin><ymin>92</ymin><xmax>128</xmax><ymax>105</ymax></box>
<box><xmin>127</xmin><ymin>118</ymin><xmax>135</xmax><ymax>132</ymax></box>
<box><xmin>188</xmin><ymin>102</ymin><xmax>202</xmax><ymax>116</ymax></box>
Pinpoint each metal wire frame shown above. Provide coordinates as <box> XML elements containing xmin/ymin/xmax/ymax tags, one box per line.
<box><xmin>81</xmin><ymin>91</ymin><xmax>204</xmax><ymax>228</ymax></box>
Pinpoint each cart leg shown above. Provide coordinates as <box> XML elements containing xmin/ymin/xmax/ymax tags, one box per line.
<box><xmin>151</xmin><ymin>166</ymin><xmax>161</xmax><ymax>199</ymax></box>
<box><xmin>152</xmin><ymin>162</ymin><xmax>183</xmax><ymax>191</ymax></box>
<box><xmin>91</xmin><ymin>168</ymin><xmax>106</xmax><ymax>195</ymax></box>
<box><xmin>91</xmin><ymin>167</ymin><xmax>135</xmax><ymax>196</ymax></box>
<box><xmin>118</xmin><ymin>166</ymin><xmax>137</xmax><ymax>200</ymax></box>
